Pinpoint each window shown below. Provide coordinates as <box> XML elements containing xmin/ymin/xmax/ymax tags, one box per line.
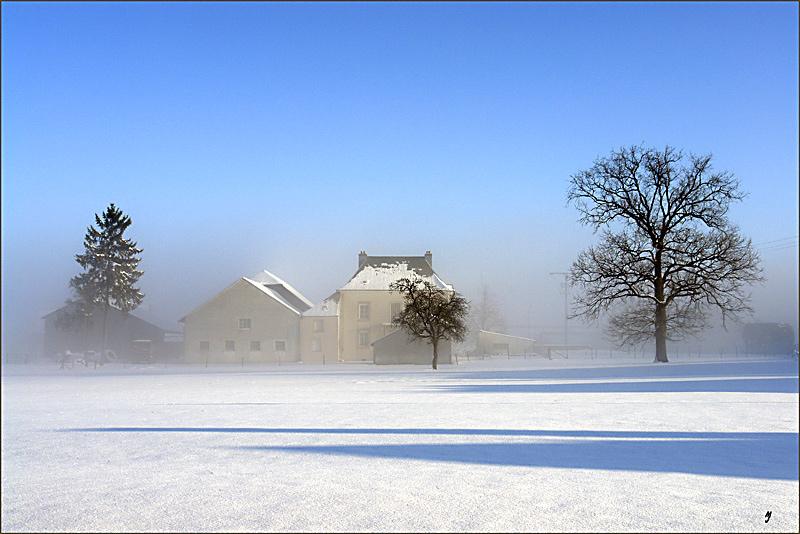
<box><xmin>199</xmin><ymin>341</ymin><xmax>210</xmax><ymax>352</ymax></box>
<box><xmin>238</xmin><ymin>318</ymin><xmax>251</xmax><ymax>330</ymax></box>
<box><xmin>358</xmin><ymin>329</ymin><xmax>370</xmax><ymax>347</ymax></box>
<box><xmin>358</xmin><ymin>302</ymin><xmax>370</xmax><ymax>321</ymax></box>
<box><xmin>250</xmin><ymin>341</ymin><xmax>261</xmax><ymax>352</ymax></box>
<box><xmin>274</xmin><ymin>340</ymin><xmax>287</xmax><ymax>352</ymax></box>
<box><xmin>313</xmin><ymin>319</ymin><xmax>324</xmax><ymax>333</ymax></box>
<box><xmin>311</xmin><ymin>337</ymin><xmax>322</xmax><ymax>352</ymax></box>
<box><xmin>224</xmin><ymin>340</ymin><xmax>235</xmax><ymax>352</ymax></box>
<box><xmin>391</xmin><ymin>302</ymin><xmax>403</xmax><ymax>321</ymax></box>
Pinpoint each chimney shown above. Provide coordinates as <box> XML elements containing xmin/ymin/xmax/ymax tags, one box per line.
<box><xmin>424</xmin><ymin>250</ymin><xmax>432</xmax><ymax>267</ymax></box>
<box><xmin>358</xmin><ymin>250</ymin><xmax>368</xmax><ymax>269</ymax></box>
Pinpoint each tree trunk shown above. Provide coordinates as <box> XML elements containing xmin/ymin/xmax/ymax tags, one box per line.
<box><xmin>654</xmin><ymin>252</ymin><xmax>669</xmax><ymax>363</ymax></box>
<box><xmin>432</xmin><ymin>340</ymin><xmax>439</xmax><ymax>370</ymax></box>
<box><xmin>101</xmin><ymin>299</ymin><xmax>109</xmax><ymax>358</ymax></box>
<box><xmin>654</xmin><ymin>302</ymin><xmax>668</xmax><ymax>362</ymax></box>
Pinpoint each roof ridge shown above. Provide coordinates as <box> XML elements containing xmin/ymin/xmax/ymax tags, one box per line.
<box><xmin>242</xmin><ymin>277</ymin><xmax>303</xmax><ymax>315</ymax></box>
<box><xmin>258</xmin><ymin>269</ymin><xmax>313</xmax><ymax>308</ymax></box>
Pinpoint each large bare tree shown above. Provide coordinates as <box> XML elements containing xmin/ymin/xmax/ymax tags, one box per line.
<box><xmin>390</xmin><ymin>277</ymin><xmax>469</xmax><ymax>370</ymax></box>
<box><xmin>568</xmin><ymin>145</ymin><xmax>763</xmax><ymax>362</ymax></box>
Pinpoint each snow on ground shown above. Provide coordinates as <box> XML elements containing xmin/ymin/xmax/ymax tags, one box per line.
<box><xmin>2</xmin><ymin>357</ymin><xmax>798</xmax><ymax>532</ymax></box>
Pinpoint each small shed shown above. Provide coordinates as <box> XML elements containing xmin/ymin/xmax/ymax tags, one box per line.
<box><xmin>477</xmin><ymin>330</ymin><xmax>536</xmax><ymax>356</ymax></box>
<box><xmin>371</xmin><ymin>328</ymin><xmax>452</xmax><ymax>365</ymax></box>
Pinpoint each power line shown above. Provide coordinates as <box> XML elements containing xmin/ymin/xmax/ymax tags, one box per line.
<box><xmin>754</xmin><ymin>235</ymin><xmax>798</xmax><ymax>246</ymax></box>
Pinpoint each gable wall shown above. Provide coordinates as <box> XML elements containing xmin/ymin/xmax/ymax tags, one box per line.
<box><xmin>183</xmin><ymin>280</ymin><xmax>301</xmax><ymax>363</ymax></box>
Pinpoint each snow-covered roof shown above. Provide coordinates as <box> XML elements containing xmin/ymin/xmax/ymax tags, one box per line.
<box><xmin>180</xmin><ymin>270</ymin><xmax>311</xmax><ymax>321</ymax></box>
<box><xmin>303</xmin><ymin>293</ymin><xmax>340</xmax><ymax>317</ymax></box>
<box><xmin>340</xmin><ymin>260</ymin><xmax>453</xmax><ymax>291</ymax></box>
<box><xmin>249</xmin><ymin>269</ymin><xmax>313</xmax><ymax>309</ymax></box>
<box><xmin>242</xmin><ymin>278</ymin><xmax>305</xmax><ymax>315</ymax></box>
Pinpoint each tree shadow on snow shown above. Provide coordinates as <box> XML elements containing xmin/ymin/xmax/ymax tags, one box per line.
<box><xmin>446</xmin><ymin>360</ymin><xmax>799</xmax><ymax>382</ymax></box>
<box><xmin>234</xmin><ymin>432</ymin><xmax>798</xmax><ymax>481</ymax></box>
<box><xmin>63</xmin><ymin>426</ymin><xmax>798</xmax><ymax>480</ymax></box>
<box><xmin>433</xmin><ymin>377</ymin><xmax>798</xmax><ymax>394</ymax></box>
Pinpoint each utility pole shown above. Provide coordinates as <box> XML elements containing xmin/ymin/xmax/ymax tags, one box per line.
<box><xmin>549</xmin><ymin>272</ymin><xmax>569</xmax><ymax>358</ymax></box>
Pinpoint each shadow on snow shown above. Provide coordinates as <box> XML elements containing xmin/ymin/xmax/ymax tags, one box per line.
<box><xmin>62</xmin><ymin>427</ymin><xmax>798</xmax><ymax>480</ymax></box>
<box><xmin>433</xmin><ymin>377</ymin><xmax>798</xmax><ymax>394</ymax></box>
<box><xmin>234</xmin><ymin>433</ymin><xmax>798</xmax><ymax>481</ymax></box>
<box><xmin>445</xmin><ymin>360</ymin><xmax>799</xmax><ymax>382</ymax></box>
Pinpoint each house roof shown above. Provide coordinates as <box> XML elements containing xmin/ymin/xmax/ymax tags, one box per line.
<box><xmin>248</xmin><ymin>269</ymin><xmax>313</xmax><ymax>310</ymax></box>
<box><xmin>241</xmin><ymin>278</ymin><xmax>307</xmax><ymax>315</ymax></box>
<box><xmin>478</xmin><ymin>330</ymin><xmax>536</xmax><ymax>343</ymax></box>
<box><xmin>180</xmin><ymin>270</ymin><xmax>311</xmax><ymax>321</ymax></box>
<box><xmin>303</xmin><ymin>292</ymin><xmax>340</xmax><ymax>317</ymax></box>
<box><xmin>43</xmin><ymin>303</ymin><xmax>167</xmax><ymax>332</ymax></box>
<box><xmin>340</xmin><ymin>255</ymin><xmax>453</xmax><ymax>291</ymax></box>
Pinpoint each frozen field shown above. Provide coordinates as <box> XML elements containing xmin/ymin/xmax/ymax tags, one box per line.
<box><xmin>2</xmin><ymin>358</ymin><xmax>798</xmax><ymax>532</ymax></box>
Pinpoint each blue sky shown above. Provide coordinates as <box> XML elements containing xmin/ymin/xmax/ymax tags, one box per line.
<box><xmin>2</xmin><ymin>2</ymin><xmax>798</xmax><ymax>346</ymax></box>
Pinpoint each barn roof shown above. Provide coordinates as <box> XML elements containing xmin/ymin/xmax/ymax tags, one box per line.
<box><xmin>180</xmin><ymin>269</ymin><xmax>311</xmax><ymax>321</ymax></box>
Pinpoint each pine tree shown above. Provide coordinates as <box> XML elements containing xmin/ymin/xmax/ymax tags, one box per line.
<box><xmin>69</xmin><ymin>203</ymin><xmax>144</xmax><ymax>355</ymax></box>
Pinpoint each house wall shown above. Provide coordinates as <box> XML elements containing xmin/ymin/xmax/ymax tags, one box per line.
<box><xmin>338</xmin><ymin>290</ymin><xmax>405</xmax><ymax>361</ymax></box>
<box><xmin>183</xmin><ymin>280</ymin><xmax>301</xmax><ymax>363</ymax></box>
<box><xmin>299</xmin><ymin>315</ymin><xmax>339</xmax><ymax>364</ymax></box>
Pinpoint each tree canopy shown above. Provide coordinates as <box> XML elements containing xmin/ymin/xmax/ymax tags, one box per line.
<box><xmin>568</xmin><ymin>145</ymin><xmax>762</xmax><ymax>362</ymax></box>
<box><xmin>390</xmin><ymin>277</ymin><xmax>469</xmax><ymax>369</ymax></box>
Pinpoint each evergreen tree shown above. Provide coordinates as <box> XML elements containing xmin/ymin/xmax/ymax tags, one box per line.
<box><xmin>69</xmin><ymin>203</ymin><xmax>144</xmax><ymax>354</ymax></box>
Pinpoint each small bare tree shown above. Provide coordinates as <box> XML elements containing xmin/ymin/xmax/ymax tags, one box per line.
<box><xmin>470</xmin><ymin>283</ymin><xmax>506</xmax><ymax>334</ymax></box>
<box><xmin>568</xmin><ymin>145</ymin><xmax>763</xmax><ymax>362</ymax></box>
<box><xmin>390</xmin><ymin>277</ymin><xmax>469</xmax><ymax>369</ymax></box>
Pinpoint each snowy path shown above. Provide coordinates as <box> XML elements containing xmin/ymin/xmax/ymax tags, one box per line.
<box><xmin>2</xmin><ymin>359</ymin><xmax>798</xmax><ymax>532</ymax></box>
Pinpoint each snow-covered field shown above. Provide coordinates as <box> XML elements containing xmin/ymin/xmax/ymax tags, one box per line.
<box><xmin>2</xmin><ymin>358</ymin><xmax>798</xmax><ymax>532</ymax></box>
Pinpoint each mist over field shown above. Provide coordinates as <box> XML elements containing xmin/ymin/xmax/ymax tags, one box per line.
<box><xmin>2</xmin><ymin>4</ymin><xmax>797</xmax><ymax>361</ymax></box>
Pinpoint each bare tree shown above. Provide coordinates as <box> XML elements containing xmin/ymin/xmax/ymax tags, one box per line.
<box><xmin>390</xmin><ymin>277</ymin><xmax>469</xmax><ymax>369</ymax></box>
<box><xmin>470</xmin><ymin>283</ymin><xmax>506</xmax><ymax>333</ymax></box>
<box><xmin>568</xmin><ymin>145</ymin><xmax>763</xmax><ymax>362</ymax></box>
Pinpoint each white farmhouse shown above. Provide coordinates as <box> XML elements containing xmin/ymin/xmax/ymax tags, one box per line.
<box><xmin>181</xmin><ymin>270</ymin><xmax>311</xmax><ymax>363</ymax></box>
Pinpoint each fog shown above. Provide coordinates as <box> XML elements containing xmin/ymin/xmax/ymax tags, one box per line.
<box><xmin>2</xmin><ymin>193</ymin><xmax>797</xmax><ymax>359</ymax></box>
<box><xmin>2</xmin><ymin>3</ymin><xmax>797</xmax><ymax>361</ymax></box>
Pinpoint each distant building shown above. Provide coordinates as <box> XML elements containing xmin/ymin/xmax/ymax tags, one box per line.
<box><xmin>42</xmin><ymin>304</ymin><xmax>178</xmax><ymax>361</ymax></box>
<box><xmin>182</xmin><ymin>252</ymin><xmax>456</xmax><ymax>365</ymax></box>
<box><xmin>476</xmin><ymin>330</ymin><xmax>536</xmax><ymax>357</ymax></box>
<box><xmin>302</xmin><ymin>251</ymin><xmax>454</xmax><ymax>364</ymax></box>
<box><xmin>180</xmin><ymin>270</ymin><xmax>312</xmax><ymax>363</ymax></box>
<box><xmin>371</xmin><ymin>328</ymin><xmax>452</xmax><ymax>365</ymax></box>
